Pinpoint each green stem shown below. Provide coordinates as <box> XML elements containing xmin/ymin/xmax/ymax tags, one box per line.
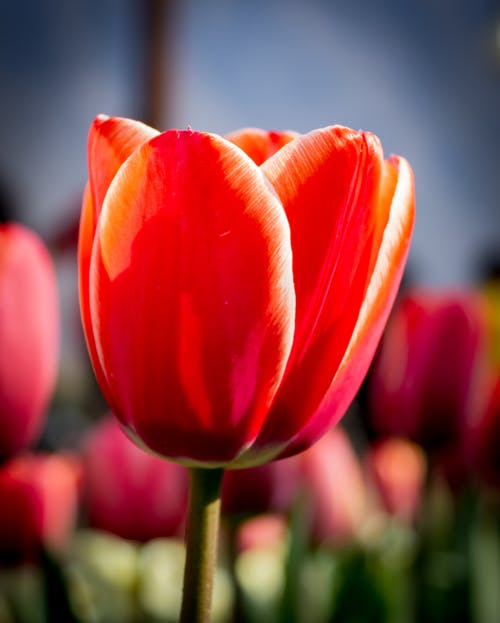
<box><xmin>180</xmin><ymin>467</ymin><xmax>224</xmax><ymax>623</ymax></box>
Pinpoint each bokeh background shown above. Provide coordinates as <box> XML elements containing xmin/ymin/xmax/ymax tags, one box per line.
<box><xmin>1</xmin><ymin>1</ymin><xmax>500</xmax><ymax>622</ymax></box>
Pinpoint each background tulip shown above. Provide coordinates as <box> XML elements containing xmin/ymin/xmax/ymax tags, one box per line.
<box><xmin>0</xmin><ymin>453</ymin><xmax>81</xmax><ymax>565</ymax></box>
<box><xmin>79</xmin><ymin>116</ymin><xmax>414</xmax><ymax>468</ymax></box>
<box><xmin>366</xmin><ymin>437</ymin><xmax>426</xmax><ymax>523</ymax></box>
<box><xmin>467</xmin><ymin>375</ymin><xmax>500</xmax><ymax>489</ymax></box>
<box><xmin>221</xmin><ymin>456</ymin><xmax>299</xmax><ymax>517</ymax></box>
<box><xmin>82</xmin><ymin>417</ymin><xmax>188</xmax><ymax>542</ymax></box>
<box><xmin>368</xmin><ymin>290</ymin><xmax>487</xmax><ymax>455</ymax></box>
<box><xmin>235</xmin><ymin>514</ymin><xmax>288</xmax><ymax>554</ymax></box>
<box><xmin>0</xmin><ymin>223</ymin><xmax>59</xmax><ymax>461</ymax></box>
<box><xmin>299</xmin><ymin>427</ymin><xmax>368</xmax><ymax>546</ymax></box>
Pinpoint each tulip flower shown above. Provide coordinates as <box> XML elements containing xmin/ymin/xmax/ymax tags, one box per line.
<box><xmin>82</xmin><ymin>417</ymin><xmax>188</xmax><ymax>541</ymax></box>
<box><xmin>79</xmin><ymin>115</ymin><xmax>414</xmax><ymax>468</ymax></box>
<box><xmin>468</xmin><ymin>375</ymin><xmax>500</xmax><ymax>489</ymax></box>
<box><xmin>0</xmin><ymin>223</ymin><xmax>59</xmax><ymax>461</ymax></box>
<box><xmin>366</xmin><ymin>437</ymin><xmax>426</xmax><ymax>523</ymax></box>
<box><xmin>299</xmin><ymin>427</ymin><xmax>368</xmax><ymax>546</ymax></box>
<box><xmin>79</xmin><ymin>115</ymin><xmax>414</xmax><ymax>621</ymax></box>
<box><xmin>368</xmin><ymin>290</ymin><xmax>487</xmax><ymax>454</ymax></box>
<box><xmin>221</xmin><ymin>455</ymin><xmax>299</xmax><ymax>516</ymax></box>
<box><xmin>0</xmin><ymin>453</ymin><xmax>81</xmax><ymax>565</ymax></box>
<box><xmin>235</xmin><ymin>514</ymin><xmax>288</xmax><ymax>553</ymax></box>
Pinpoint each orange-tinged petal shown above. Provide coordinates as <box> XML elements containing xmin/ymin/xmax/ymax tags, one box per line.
<box><xmin>87</xmin><ymin>114</ymin><xmax>159</xmax><ymax>217</ymax></box>
<box><xmin>281</xmin><ymin>156</ymin><xmax>415</xmax><ymax>456</ymax></box>
<box><xmin>77</xmin><ymin>184</ymin><xmax>118</xmax><ymax>411</ymax></box>
<box><xmin>225</xmin><ymin>128</ymin><xmax>298</xmax><ymax>165</ymax></box>
<box><xmin>90</xmin><ymin>130</ymin><xmax>295</xmax><ymax>465</ymax></box>
<box><xmin>80</xmin><ymin>116</ymin><xmax>159</xmax><ymax>407</ymax></box>
<box><xmin>253</xmin><ymin>127</ymin><xmax>387</xmax><ymax>449</ymax></box>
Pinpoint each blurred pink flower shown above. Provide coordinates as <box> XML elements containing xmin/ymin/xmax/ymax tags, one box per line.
<box><xmin>236</xmin><ymin>514</ymin><xmax>288</xmax><ymax>553</ymax></box>
<box><xmin>0</xmin><ymin>223</ymin><xmax>59</xmax><ymax>460</ymax></box>
<box><xmin>366</xmin><ymin>437</ymin><xmax>426</xmax><ymax>523</ymax></box>
<box><xmin>82</xmin><ymin>417</ymin><xmax>188</xmax><ymax>541</ymax></box>
<box><xmin>0</xmin><ymin>453</ymin><xmax>81</xmax><ymax>565</ymax></box>
<box><xmin>299</xmin><ymin>427</ymin><xmax>367</xmax><ymax>546</ymax></box>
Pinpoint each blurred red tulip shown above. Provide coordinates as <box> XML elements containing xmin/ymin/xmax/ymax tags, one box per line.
<box><xmin>79</xmin><ymin>115</ymin><xmax>414</xmax><ymax>467</ymax></box>
<box><xmin>368</xmin><ymin>290</ymin><xmax>487</xmax><ymax>453</ymax></box>
<box><xmin>468</xmin><ymin>375</ymin><xmax>500</xmax><ymax>489</ymax></box>
<box><xmin>82</xmin><ymin>417</ymin><xmax>188</xmax><ymax>541</ymax></box>
<box><xmin>222</xmin><ymin>456</ymin><xmax>299</xmax><ymax>516</ymax></box>
<box><xmin>299</xmin><ymin>428</ymin><xmax>367</xmax><ymax>546</ymax></box>
<box><xmin>0</xmin><ymin>453</ymin><xmax>81</xmax><ymax>565</ymax></box>
<box><xmin>0</xmin><ymin>223</ymin><xmax>59</xmax><ymax>461</ymax></box>
<box><xmin>366</xmin><ymin>437</ymin><xmax>426</xmax><ymax>523</ymax></box>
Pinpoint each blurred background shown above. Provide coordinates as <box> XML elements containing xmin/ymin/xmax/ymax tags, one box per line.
<box><xmin>1</xmin><ymin>1</ymin><xmax>500</xmax><ymax>622</ymax></box>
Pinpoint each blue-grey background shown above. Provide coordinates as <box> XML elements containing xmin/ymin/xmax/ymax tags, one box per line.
<box><xmin>1</xmin><ymin>0</ymin><xmax>499</xmax><ymax>284</ymax></box>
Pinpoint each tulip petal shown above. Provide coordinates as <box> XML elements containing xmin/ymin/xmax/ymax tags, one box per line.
<box><xmin>280</xmin><ymin>156</ymin><xmax>415</xmax><ymax>456</ymax></box>
<box><xmin>251</xmin><ymin>127</ymin><xmax>388</xmax><ymax>450</ymax></box>
<box><xmin>225</xmin><ymin>128</ymin><xmax>298</xmax><ymax>165</ymax></box>
<box><xmin>88</xmin><ymin>114</ymin><xmax>159</xmax><ymax>216</ymax></box>
<box><xmin>78</xmin><ymin>185</ymin><xmax>119</xmax><ymax>412</ymax></box>
<box><xmin>90</xmin><ymin>130</ymin><xmax>295</xmax><ymax>465</ymax></box>
<box><xmin>79</xmin><ymin>116</ymin><xmax>159</xmax><ymax>407</ymax></box>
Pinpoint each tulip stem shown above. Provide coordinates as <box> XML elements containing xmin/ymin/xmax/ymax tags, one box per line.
<box><xmin>180</xmin><ymin>466</ymin><xmax>224</xmax><ymax>623</ymax></box>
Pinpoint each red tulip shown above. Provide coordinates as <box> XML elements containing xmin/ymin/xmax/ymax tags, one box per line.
<box><xmin>221</xmin><ymin>455</ymin><xmax>299</xmax><ymax>516</ymax></box>
<box><xmin>0</xmin><ymin>453</ymin><xmax>81</xmax><ymax>565</ymax></box>
<box><xmin>467</xmin><ymin>375</ymin><xmax>500</xmax><ymax>489</ymax></box>
<box><xmin>0</xmin><ymin>223</ymin><xmax>59</xmax><ymax>461</ymax></box>
<box><xmin>366</xmin><ymin>437</ymin><xmax>426</xmax><ymax>523</ymax></box>
<box><xmin>82</xmin><ymin>417</ymin><xmax>188</xmax><ymax>541</ymax></box>
<box><xmin>299</xmin><ymin>427</ymin><xmax>368</xmax><ymax>545</ymax></box>
<box><xmin>79</xmin><ymin>115</ymin><xmax>414</xmax><ymax>467</ymax></box>
<box><xmin>368</xmin><ymin>290</ymin><xmax>487</xmax><ymax>453</ymax></box>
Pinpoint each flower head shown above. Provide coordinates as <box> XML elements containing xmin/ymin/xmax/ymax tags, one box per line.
<box><xmin>79</xmin><ymin>116</ymin><xmax>414</xmax><ymax>467</ymax></box>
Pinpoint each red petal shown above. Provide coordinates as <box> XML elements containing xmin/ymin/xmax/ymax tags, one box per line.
<box><xmin>226</xmin><ymin>128</ymin><xmax>298</xmax><ymax>165</ymax></box>
<box><xmin>280</xmin><ymin>156</ymin><xmax>415</xmax><ymax>456</ymax></box>
<box><xmin>253</xmin><ymin>127</ymin><xmax>388</xmax><ymax>448</ymax></box>
<box><xmin>90</xmin><ymin>130</ymin><xmax>295</xmax><ymax>465</ymax></box>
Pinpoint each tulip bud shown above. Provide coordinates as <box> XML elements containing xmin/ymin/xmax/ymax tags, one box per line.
<box><xmin>366</xmin><ymin>437</ymin><xmax>426</xmax><ymax>523</ymax></box>
<box><xmin>467</xmin><ymin>375</ymin><xmax>500</xmax><ymax>489</ymax></box>
<box><xmin>82</xmin><ymin>417</ymin><xmax>188</xmax><ymax>541</ymax></box>
<box><xmin>221</xmin><ymin>456</ymin><xmax>299</xmax><ymax>516</ymax></box>
<box><xmin>368</xmin><ymin>290</ymin><xmax>487</xmax><ymax>455</ymax></box>
<box><xmin>0</xmin><ymin>223</ymin><xmax>59</xmax><ymax>460</ymax></box>
<box><xmin>0</xmin><ymin>453</ymin><xmax>81</xmax><ymax>565</ymax></box>
<box><xmin>299</xmin><ymin>428</ymin><xmax>367</xmax><ymax>546</ymax></box>
<box><xmin>79</xmin><ymin>116</ymin><xmax>414</xmax><ymax>467</ymax></box>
